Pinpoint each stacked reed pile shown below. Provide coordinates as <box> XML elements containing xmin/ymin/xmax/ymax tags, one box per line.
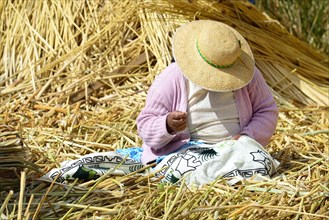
<box><xmin>0</xmin><ymin>123</ymin><xmax>42</xmax><ymax>191</ymax></box>
<box><xmin>0</xmin><ymin>0</ymin><xmax>328</xmax><ymax>219</ymax></box>
<box><xmin>0</xmin><ymin>125</ymin><xmax>25</xmax><ymax>190</ymax></box>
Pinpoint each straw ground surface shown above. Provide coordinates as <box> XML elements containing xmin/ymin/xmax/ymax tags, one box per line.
<box><xmin>0</xmin><ymin>0</ymin><xmax>328</xmax><ymax>219</ymax></box>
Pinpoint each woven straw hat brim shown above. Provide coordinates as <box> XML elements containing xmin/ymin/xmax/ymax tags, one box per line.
<box><xmin>173</xmin><ymin>20</ymin><xmax>255</xmax><ymax>92</ymax></box>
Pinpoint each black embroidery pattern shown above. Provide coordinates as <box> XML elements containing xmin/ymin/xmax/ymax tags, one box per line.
<box><xmin>222</xmin><ymin>150</ymin><xmax>272</xmax><ymax>178</ymax></box>
<box><xmin>128</xmin><ymin>164</ymin><xmax>144</xmax><ymax>173</ymax></box>
<box><xmin>222</xmin><ymin>168</ymin><xmax>268</xmax><ymax>179</ymax></box>
<box><xmin>155</xmin><ymin>147</ymin><xmax>218</xmax><ymax>183</ymax></box>
<box><xmin>250</xmin><ymin>150</ymin><xmax>272</xmax><ymax>174</ymax></box>
<box><xmin>49</xmin><ymin>154</ymin><xmax>142</xmax><ymax>182</ymax></box>
<box><xmin>197</xmin><ymin>148</ymin><xmax>218</xmax><ymax>161</ymax></box>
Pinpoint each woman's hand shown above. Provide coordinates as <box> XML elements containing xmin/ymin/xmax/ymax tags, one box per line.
<box><xmin>166</xmin><ymin>111</ymin><xmax>187</xmax><ymax>133</ymax></box>
<box><xmin>232</xmin><ymin>134</ymin><xmax>242</xmax><ymax>140</ymax></box>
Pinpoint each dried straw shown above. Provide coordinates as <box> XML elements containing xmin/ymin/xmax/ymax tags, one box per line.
<box><xmin>0</xmin><ymin>0</ymin><xmax>328</xmax><ymax>219</ymax></box>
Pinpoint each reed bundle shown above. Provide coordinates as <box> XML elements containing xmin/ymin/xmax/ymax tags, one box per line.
<box><xmin>0</xmin><ymin>125</ymin><xmax>25</xmax><ymax>190</ymax></box>
<box><xmin>0</xmin><ymin>0</ymin><xmax>328</xmax><ymax>219</ymax></box>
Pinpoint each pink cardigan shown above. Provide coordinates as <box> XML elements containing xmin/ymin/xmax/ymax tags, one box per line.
<box><xmin>137</xmin><ymin>63</ymin><xmax>278</xmax><ymax>164</ymax></box>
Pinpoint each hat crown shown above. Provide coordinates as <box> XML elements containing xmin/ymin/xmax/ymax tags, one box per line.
<box><xmin>197</xmin><ymin>26</ymin><xmax>241</xmax><ymax>67</ymax></box>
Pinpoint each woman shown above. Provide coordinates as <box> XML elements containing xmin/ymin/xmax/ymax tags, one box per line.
<box><xmin>137</xmin><ymin>20</ymin><xmax>278</xmax><ymax>184</ymax></box>
<box><xmin>43</xmin><ymin>20</ymin><xmax>279</xmax><ymax>185</ymax></box>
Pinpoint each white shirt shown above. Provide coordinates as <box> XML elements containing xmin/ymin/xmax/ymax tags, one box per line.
<box><xmin>187</xmin><ymin>81</ymin><xmax>240</xmax><ymax>143</ymax></box>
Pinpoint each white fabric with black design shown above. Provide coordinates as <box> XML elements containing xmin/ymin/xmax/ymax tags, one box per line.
<box><xmin>153</xmin><ymin>135</ymin><xmax>279</xmax><ymax>186</ymax></box>
<box><xmin>41</xmin><ymin>136</ymin><xmax>279</xmax><ymax>186</ymax></box>
<box><xmin>41</xmin><ymin>151</ymin><xmax>143</xmax><ymax>183</ymax></box>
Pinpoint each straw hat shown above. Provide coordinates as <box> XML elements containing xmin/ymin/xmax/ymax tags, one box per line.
<box><xmin>173</xmin><ymin>20</ymin><xmax>255</xmax><ymax>92</ymax></box>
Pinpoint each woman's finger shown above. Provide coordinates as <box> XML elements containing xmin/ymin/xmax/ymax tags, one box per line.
<box><xmin>171</xmin><ymin>111</ymin><xmax>187</xmax><ymax>120</ymax></box>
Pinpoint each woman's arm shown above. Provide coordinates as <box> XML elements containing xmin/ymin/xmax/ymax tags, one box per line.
<box><xmin>137</xmin><ymin>64</ymin><xmax>179</xmax><ymax>149</ymax></box>
<box><xmin>240</xmin><ymin>68</ymin><xmax>279</xmax><ymax>146</ymax></box>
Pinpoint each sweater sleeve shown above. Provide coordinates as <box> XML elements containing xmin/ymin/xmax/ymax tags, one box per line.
<box><xmin>240</xmin><ymin>68</ymin><xmax>279</xmax><ymax>146</ymax></box>
<box><xmin>136</xmin><ymin>65</ymin><xmax>178</xmax><ymax>149</ymax></box>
